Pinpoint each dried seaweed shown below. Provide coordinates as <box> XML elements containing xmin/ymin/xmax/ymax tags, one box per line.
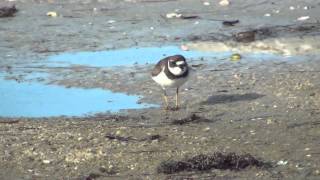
<box><xmin>171</xmin><ymin>114</ymin><xmax>211</xmax><ymax>125</ymax></box>
<box><xmin>0</xmin><ymin>5</ymin><xmax>18</xmax><ymax>18</ymax></box>
<box><xmin>157</xmin><ymin>152</ymin><xmax>270</xmax><ymax>174</ymax></box>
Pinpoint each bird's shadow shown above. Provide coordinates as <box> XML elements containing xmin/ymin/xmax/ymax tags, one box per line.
<box><xmin>202</xmin><ymin>93</ymin><xmax>264</xmax><ymax>105</ymax></box>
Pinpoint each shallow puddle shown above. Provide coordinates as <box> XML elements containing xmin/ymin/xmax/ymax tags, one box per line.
<box><xmin>47</xmin><ymin>46</ymin><xmax>231</xmax><ymax>67</ymax></box>
<box><xmin>47</xmin><ymin>46</ymin><xmax>297</xmax><ymax>67</ymax></box>
<box><xmin>0</xmin><ymin>75</ymin><xmax>155</xmax><ymax>118</ymax></box>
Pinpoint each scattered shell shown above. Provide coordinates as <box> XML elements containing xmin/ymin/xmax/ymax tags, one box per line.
<box><xmin>264</xmin><ymin>13</ymin><xmax>271</xmax><ymax>17</ymax></box>
<box><xmin>46</xmin><ymin>11</ymin><xmax>57</xmax><ymax>17</ymax></box>
<box><xmin>203</xmin><ymin>2</ymin><xmax>210</xmax><ymax>6</ymax></box>
<box><xmin>107</xmin><ymin>20</ymin><xmax>116</xmax><ymax>23</ymax></box>
<box><xmin>303</xmin><ymin>6</ymin><xmax>309</xmax><ymax>10</ymax></box>
<box><xmin>306</xmin><ymin>154</ymin><xmax>311</xmax><ymax>157</ymax></box>
<box><xmin>297</xmin><ymin>16</ymin><xmax>310</xmax><ymax>21</ymax></box>
<box><xmin>289</xmin><ymin>6</ymin><xmax>295</xmax><ymax>10</ymax></box>
<box><xmin>272</xmin><ymin>10</ymin><xmax>280</xmax><ymax>13</ymax></box>
<box><xmin>42</xmin><ymin>160</ymin><xmax>51</xmax><ymax>164</ymax></box>
<box><xmin>219</xmin><ymin>0</ymin><xmax>230</xmax><ymax>6</ymax></box>
<box><xmin>166</xmin><ymin>13</ymin><xmax>182</xmax><ymax>19</ymax></box>
<box><xmin>277</xmin><ymin>160</ymin><xmax>288</xmax><ymax>165</ymax></box>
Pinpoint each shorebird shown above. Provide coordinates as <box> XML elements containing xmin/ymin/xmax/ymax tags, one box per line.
<box><xmin>151</xmin><ymin>55</ymin><xmax>189</xmax><ymax>110</ymax></box>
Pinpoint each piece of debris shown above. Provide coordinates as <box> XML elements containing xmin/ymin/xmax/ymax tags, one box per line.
<box><xmin>105</xmin><ymin>134</ymin><xmax>133</xmax><ymax>141</ymax></box>
<box><xmin>0</xmin><ymin>5</ymin><xmax>18</xmax><ymax>18</ymax></box>
<box><xmin>180</xmin><ymin>15</ymin><xmax>199</xmax><ymax>19</ymax></box>
<box><xmin>157</xmin><ymin>152</ymin><xmax>270</xmax><ymax>174</ymax></box>
<box><xmin>289</xmin><ymin>6</ymin><xmax>295</xmax><ymax>10</ymax></box>
<box><xmin>105</xmin><ymin>134</ymin><xmax>162</xmax><ymax>142</ymax></box>
<box><xmin>230</xmin><ymin>53</ymin><xmax>241</xmax><ymax>61</ymax></box>
<box><xmin>297</xmin><ymin>16</ymin><xmax>310</xmax><ymax>21</ymax></box>
<box><xmin>233</xmin><ymin>31</ymin><xmax>256</xmax><ymax>43</ymax></box>
<box><xmin>219</xmin><ymin>0</ymin><xmax>230</xmax><ymax>6</ymax></box>
<box><xmin>47</xmin><ymin>11</ymin><xmax>58</xmax><ymax>17</ymax></box>
<box><xmin>171</xmin><ymin>114</ymin><xmax>211</xmax><ymax>125</ymax></box>
<box><xmin>222</xmin><ymin>20</ymin><xmax>239</xmax><ymax>26</ymax></box>
<box><xmin>264</xmin><ymin>13</ymin><xmax>271</xmax><ymax>17</ymax></box>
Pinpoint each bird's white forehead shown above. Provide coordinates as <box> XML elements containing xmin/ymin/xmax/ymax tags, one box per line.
<box><xmin>175</xmin><ymin>61</ymin><xmax>185</xmax><ymax>65</ymax></box>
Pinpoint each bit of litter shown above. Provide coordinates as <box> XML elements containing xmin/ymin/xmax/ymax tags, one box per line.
<box><xmin>166</xmin><ymin>12</ymin><xmax>182</xmax><ymax>19</ymax></box>
<box><xmin>264</xmin><ymin>13</ymin><xmax>271</xmax><ymax>17</ymax></box>
<box><xmin>297</xmin><ymin>16</ymin><xmax>310</xmax><ymax>21</ymax></box>
<box><xmin>277</xmin><ymin>160</ymin><xmax>288</xmax><ymax>165</ymax></box>
<box><xmin>289</xmin><ymin>6</ymin><xmax>295</xmax><ymax>10</ymax></box>
<box><xmin>47</xmin><ymin>11</ymin><xmax>58</xmax><ymax>17</ymax></box>
<box><xmin>303</xmin><ymin>6</ymin><xmax>309</xmax><ymax>10</ymax></box>
<box><xmin>219</xmin><ymin>0</ymin><xmax>230</xmax><ymax>6</ymax></box>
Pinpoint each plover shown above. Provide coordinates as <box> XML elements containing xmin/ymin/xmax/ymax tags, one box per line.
<box><xmin>151</xmin><ymin>55</ymin><xmax>189</xmax><ymax>110</ymax></box>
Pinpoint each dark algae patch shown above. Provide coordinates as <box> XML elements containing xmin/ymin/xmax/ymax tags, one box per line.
<box><xmin>157</xmin><ymin>152</ymin><xmax>270</xmax><ymax>174</ymax></box>
<box><xmin>0</xmin><ymin>5</ymin><xmax>17</xmax><ymax>18</ymax></box>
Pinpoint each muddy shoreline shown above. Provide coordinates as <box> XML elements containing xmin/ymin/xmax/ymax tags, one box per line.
<box><xmin>1</xmin><ymin>0</ymin><xmax>320</xmax><ymax>179</ymax></box>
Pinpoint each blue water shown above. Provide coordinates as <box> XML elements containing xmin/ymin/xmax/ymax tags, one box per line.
<box><xmin>47</xmin><ymin>46</ymin><xmax>297</xmax><ymax>67</ymax></box>
<box><xmin>48</xmin><ymin>46</ymin><xmax>231</xmax><ymax>67</ymax></box>
<box><xmin>0</xmin><ymin>77</ymin><xmax>155</xmax><ymax>118</ymax></box>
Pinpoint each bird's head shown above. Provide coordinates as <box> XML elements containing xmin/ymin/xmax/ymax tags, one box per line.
<box><xmin>167</xmin><ymin>55</ymin><xmax>188</xmax><ymax>76</ymax></box>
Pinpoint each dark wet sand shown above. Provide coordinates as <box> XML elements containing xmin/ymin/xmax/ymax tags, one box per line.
<box><xmin>1</xmin><ymin>0</ymin><xmax>320</xmax><ymax>179</ymax></box>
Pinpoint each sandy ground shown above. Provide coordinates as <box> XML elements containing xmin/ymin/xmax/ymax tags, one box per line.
<box><xmin>1</xmin><ymin>0</ymin><xmax>320</xmax><ymax>179</ymax></box>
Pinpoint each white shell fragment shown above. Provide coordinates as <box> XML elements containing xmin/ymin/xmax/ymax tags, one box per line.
<box><xmin>297</xmin><ymin>16</ymin><xmax>310</xmax><ymax>21</ymax></box>
<box><xmin>166</xmin><ymin>13</ymin><xmax>182</xmax><ymax>19</ymax></box>
<box><xmin>46</xmin><ymin>11</ymin><xmax>58</xmax><ymax>17</ymax></box>
<box><xmin>277</xmin><ymin>160</ymin><xmax>288</xmax><ymax>165</ymax></box>
<box><xmin>203</xmin><ymin>2</ymin><xmax>210</xmax><ymax>6</ymax></box>
<box><xmin>219</xmin><ymin>0</ymin><xmax>230</xmax><ymax>6</ymax></box>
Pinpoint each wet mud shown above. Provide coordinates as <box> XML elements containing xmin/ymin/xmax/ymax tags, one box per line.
<box><xmin>1</xmin><ymin>0</ymin><xmax>320</xmax><ymax>179</ymax></box>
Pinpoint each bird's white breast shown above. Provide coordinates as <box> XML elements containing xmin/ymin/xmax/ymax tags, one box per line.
<box><xmin>152</xmin><ymin>67</ymin><xmax>188</xmax><ymax>89</ymax></box>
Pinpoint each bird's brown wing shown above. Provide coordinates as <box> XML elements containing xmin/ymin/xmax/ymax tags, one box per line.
<box><xmin>151</xmin><ymin>58</ymin><xmax>167</xmax><ymax>76</ymax></box>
